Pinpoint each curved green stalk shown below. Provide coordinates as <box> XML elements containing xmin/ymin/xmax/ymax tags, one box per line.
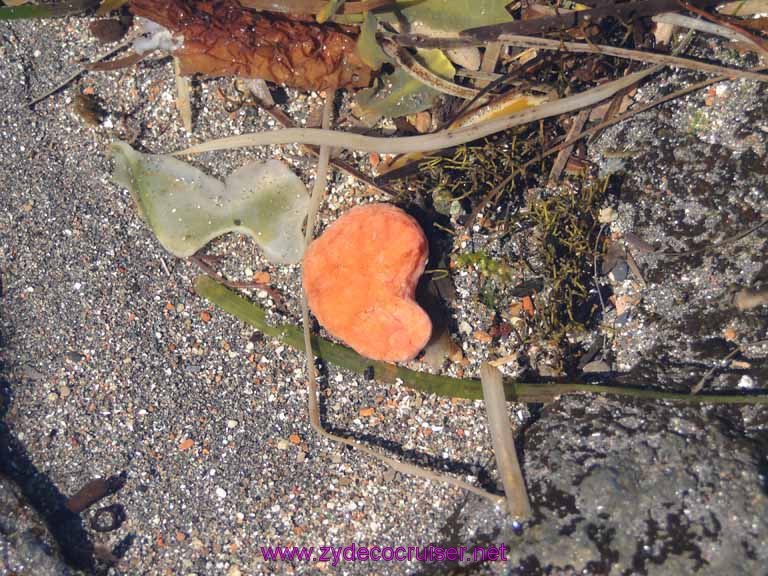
<box><xmin>194</xmin><ymin>276</ymin><xmax>768</xmax><ymax>406</ymax></box>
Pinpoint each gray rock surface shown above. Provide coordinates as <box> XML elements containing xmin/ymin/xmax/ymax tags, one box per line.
<box><xmin>505</xmin><ymin>395</ymin><xmax>768</xmax><ymax>575</ymax></box>
<box><xmin>0</xmin><ymin>474</ymin><xmax>73</xmax><ymax>576</ymax></box>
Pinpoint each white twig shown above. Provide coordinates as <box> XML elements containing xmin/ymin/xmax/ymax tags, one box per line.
<box><xmin>493</xmin><ymin>34</ymin><xmax>768</xmax><ymax>80</ymax></box>
<box><xmin>298</xmin><ymin>92</ymin><xmax>504</xmax><ymax>507</ymax></box>
<box><xmin>392</xmin><ymin>32</ymin><xmax>768</xmax><ymax>80</ymax></box>
<box><xmin>653</xmin><ymin>12</ymin><xmax>759</xmax><ymax>48</ymax></box>
<box><xmin>173</xmin><ymin>57</ymin><xmax>193</xmax><ymax>133</ymax></box>
<box><xmin>480</xmin><ymin>363</ymin><xmax>532</xmax><ymax>520</ymax></box>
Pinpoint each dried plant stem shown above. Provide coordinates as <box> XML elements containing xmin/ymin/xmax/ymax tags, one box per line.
<box><xmin>29</xmin><ymin>40</ymin><xmax>134</xmax><ymax>106</ymax></box>
<box><xmin>176</xmin><ymin>69</ymin><xmax>658</xmax><ymax>156</ymax></box>
<box><xmin>478</xmin><ymin>42</ymin><xmax>504</xmax><ymax>88</ymax></box>
<box><xmin>690</xmin><ymin>339</ymin><xmax>768</xmax><ymax>394</ymax></box>
<box><xmin>173</xmin><ymin>57</ymin><xmax>193</xmax><ymax>133</ymax></box>
<box><xmin>548</xmin><ymin>108</ymin><xmax>590</xmax><ymax>182</ymax></box>
<box><xmin>653</xmin><ymin>12</ymin><xmax>760</xmax><ymax>48</ymax></box>
<box><xmin>392</xmin><ymin>33</ymin><xmax>768</xmax><ymax>81</ymax></box>
<box><xmin>297</xmin><ymin>95</ymin><xmax>504</xmax><ymax>506</ymax></box>
<box><xmin>492</xmin><ymin>35</ymin><xmax>768</xmax><ymax>80</ymax></box>
<box><xmin>381</xmin><ymin>39</ymin><xmax>481</xmax><ymax>100</ymax></box>
<box><xmin>522</xmin><ymin>66</ymin><xmax>767</xmax><ymax>171</ymax></box>
<box><xmin>194</xmin><ymin>276</ymin><xmax>768</xmax><ymax>407</ymax></box>
<box><xmin>480</xmin><ymin>363</ymin><xmax>532</xmax><ymax>520</ymax></box>
<box><xmin>249</xmin><ymin>91</ymin><xmax>396</xmax><ymax>196</ymax></box>
<box><xmin>677</xmin><ymin>0</ymin><xmax>768</xmax><ymax>56</ymax></box>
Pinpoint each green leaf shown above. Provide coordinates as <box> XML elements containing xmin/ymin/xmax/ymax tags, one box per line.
<box><xmin>112</xmin><ymin>142</ymin><xmax>310</xmax><ymax>264</ymax></box>
<box><xmin>374</xmin><ymin>0</ymin><xmax>514</xmax><ymax>35</ymax></box>
<box><xmin>354</xmin><ymin>48</ymin><xmax>454</xmax><ymax>121</ymax></box>
<box><xmin>316</xmin><ymin>0</ymin><xmax>345</xmax><ymax>23</ymax></box>
<box><xmin>354</xmin><ymin>11</ymin><xmax>391</xmax><ymax>70</ymax></box>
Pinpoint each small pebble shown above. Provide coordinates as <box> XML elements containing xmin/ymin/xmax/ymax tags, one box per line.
<box><xmin>215</xmin><ymin>487</ymin><xmax>227</xmax><ymax>499</ymax></box>
<box><xmin>738</xmin><ymin>375</ymin><xmax>755</xmax><ymax>389</ymax></box>
<box><xmin>609</xmin><ymin>261</ymin><xmax>629</xmax><ymax>282</ymax></box>
<box><xmin>190</xmin><ymin>538</ymin><xmax>205</xmax><ymax>552</ymax></box>
<box><xmin>473</xmin><ymin>330</ymin><xmax>493</xmax><ymax>344</ymax></box>
<box><xmin>582</xmin><ymin>360</ymin><xmax>612</xmax><ymax>374</ymax></box>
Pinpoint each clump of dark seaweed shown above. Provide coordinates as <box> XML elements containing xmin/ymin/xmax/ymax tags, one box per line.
<box><xmin>525</xmin><ymin>178</ymin><xmax>608</xmax><ymax>344</ymax></box>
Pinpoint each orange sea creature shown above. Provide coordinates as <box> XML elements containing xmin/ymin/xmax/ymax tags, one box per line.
<box><xmin>303</xmin><ymin>203</ymin><xmax>432</xmax><ymax>362</ymax></box>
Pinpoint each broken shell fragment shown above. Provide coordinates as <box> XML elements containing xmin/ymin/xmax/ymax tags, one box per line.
<box><xmin>303</xmin><ymin>203</ymin><xmax>432</xmax><ymax>362</ymax></box>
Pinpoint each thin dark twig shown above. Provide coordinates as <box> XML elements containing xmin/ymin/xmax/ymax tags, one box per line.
<box><xmin>660</xmin><ymin>217</ymin><xmax>768</xmax><ymax>257</ymax></box>
<box><xmin>189</xmin><ymin>254</ymin><xmax>287</xmax><ymax>311</ymax></box>
<box><xmin>593</xmin><ymin>223</ymin><xmax>609</xmax><ymax>321</ymax></box>
<box><xmin>29</xmin><ymin>40</ymin><xmax>134</xmax><ymax>106</ymax></box>
<box><xmin>691</xmin><ymin>339</ymin><xmax>768</xmax><ymax>394</ymax></box>
<box><xmin>443</xmin><ymin>58</ymin><xmax>535</xmax><ymax>129</ymax></box>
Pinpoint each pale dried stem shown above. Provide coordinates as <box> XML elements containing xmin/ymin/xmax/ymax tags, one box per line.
<box><xmin>392</xmin><ymin>32</ymin><xmax>768</xmax><ymax>80</ymax></box>
<box><xmin>653</xmin><ymin>12</ymin><xmax>760</xmax><ymax>48</ymax></box>
<box><xmin>480</xmin><ymin>363</ymin><xmax>532</xmax><ymax>520</ymax></box>
<box><xmin>176</xmin><ymin>69</ymin><xmax>659</xmax><ymax>156</ymax></box>
<box><xmin>173</xmin><ymin>57</ymin><xmax>193</xmax><ymax>133</ymax></box>
<box><xmin>298</xmin><ymin>92</ymin><xmax>504</xmax><ymax>507</ymax></box>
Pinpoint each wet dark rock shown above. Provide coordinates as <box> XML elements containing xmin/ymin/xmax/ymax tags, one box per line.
<box><xmin>0</xmin><ymin>474</ymin><xmax>74</xmax><ymax>576</ymax></box>
<box><xmin>502</xmin><ymin>395</ymin><xmax>768</xmax><ymax>575</ymax></box>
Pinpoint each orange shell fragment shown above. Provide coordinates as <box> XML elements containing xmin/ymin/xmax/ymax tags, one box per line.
<box><xmin>303</xmin><ymin>203</ymin><xmax>432</xmax><ymax>362</ymax></box>
<box><xmin>130</xmin><ymin>0</ymin><xmax>372</xmax><ymax>91</ymax></box>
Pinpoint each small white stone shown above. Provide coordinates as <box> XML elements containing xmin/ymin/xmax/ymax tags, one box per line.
<box><xmin>598</xmin><ymin>207</ymin><xmax>618</xmax><ymax>224</ymax></box>
<box><xmin>215</xmin><ymin>487</ymin><xmax>227</xmax><ymax>499</ymax></box>
<box><xmin>738</xmin><ymin>375</ymin><xmax>756</xmax><ymax>389</ymax></box>
<box><xmin>226</xmin><ymin>419</ymin><xmax>238</xmax><ymax>429</ymax></box>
